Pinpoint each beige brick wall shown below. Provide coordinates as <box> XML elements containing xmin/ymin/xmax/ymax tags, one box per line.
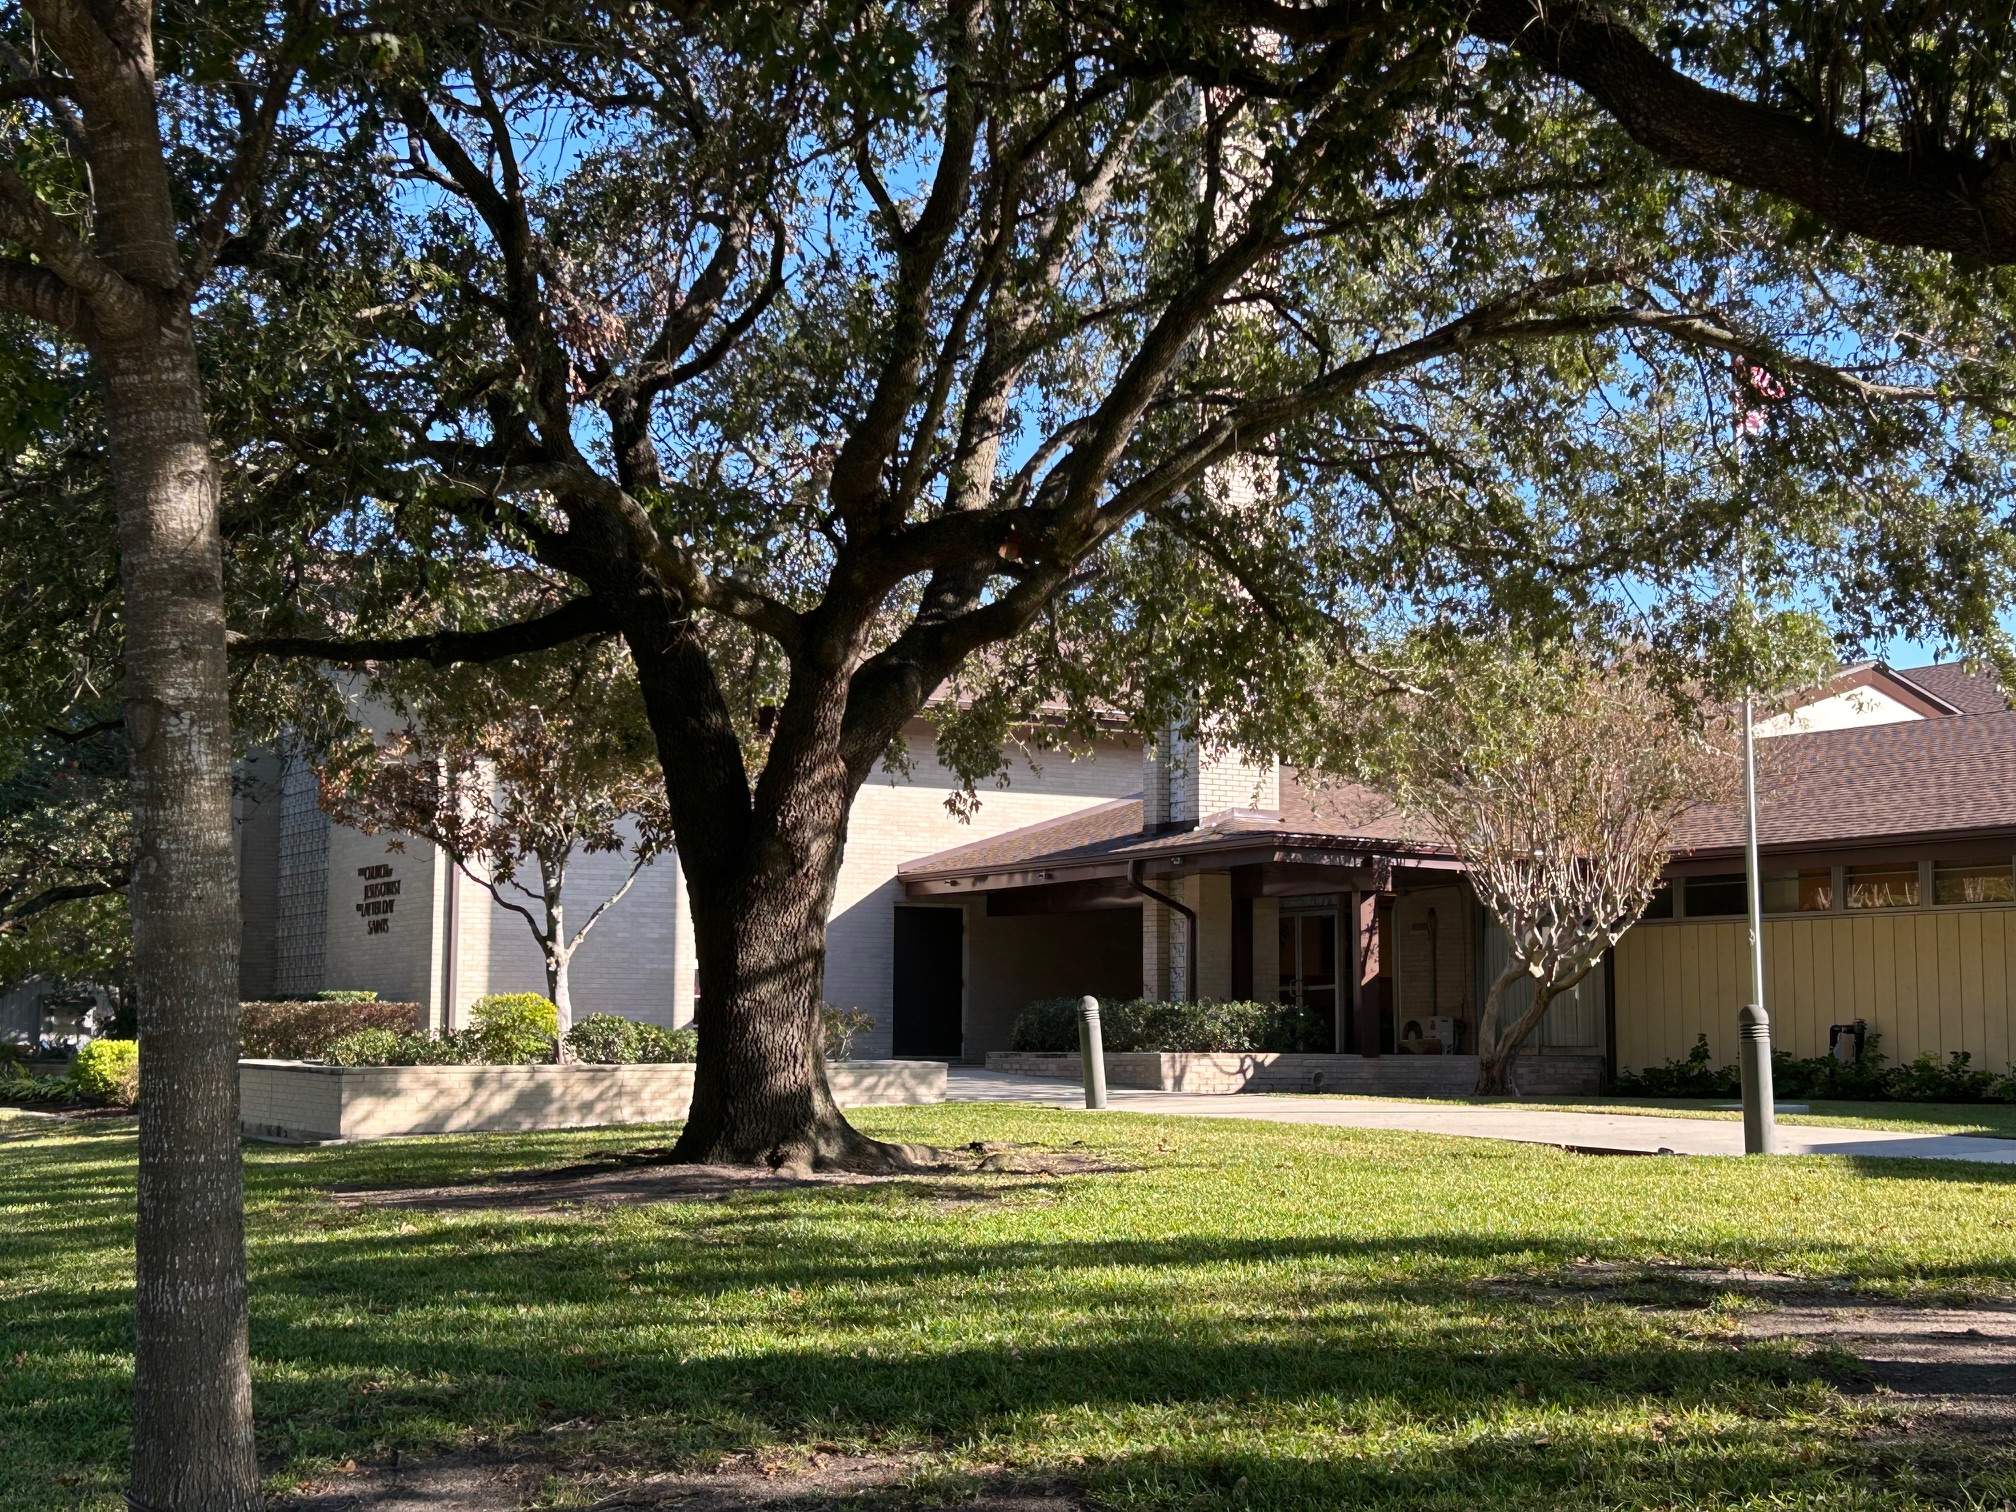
<box><xmin>248</xmin><ymin>719</ymin><xmax>1140</xmax><ymax>1050</ymax></box>
<box><xmin>238</xmin><ymin>1059</ymin><xmax>946</xmax><ymax>1142</ymax></box>
<box><xmin>321</xmin><ymin>825</ymin><xmax>443</xmax><ymax>1010</ymax></box>
<box><xmin>471</xmin><ymin>832</ymin><xmax>680</xmax><ymax>1026</ymax></box>
<box><xmin>826</xmin><ymin>724</ymin><xmax>1142</xmax><ymax>1058</ymax></box>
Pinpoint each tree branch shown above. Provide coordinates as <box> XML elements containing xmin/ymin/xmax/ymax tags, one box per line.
<box><xmin>179</xmin><ymin>0</ymin><xmax>316</xmax><ymax>298</ymax></box>
<box><xmin>1466</xmin><ymin>0</ymin><xmax>2016</xmax><ymax>264</ymax></box>
<box><xmin>232</xmin><ymin>597</ymin><xmax>617</xmax><ymax>667</ymax></box>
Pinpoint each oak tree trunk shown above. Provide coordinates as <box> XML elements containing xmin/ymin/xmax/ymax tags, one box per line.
<box><xmin>103</xmin><ymin>323</ymin><xmax>259</xmax><ymax>1510</ymax></box>
<box><xmin>614</xmin><ymin>595</ymin><xmax>918</xmax><ymax>1172</ymax></box>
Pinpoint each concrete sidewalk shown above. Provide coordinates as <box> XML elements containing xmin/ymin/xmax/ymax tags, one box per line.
<box><xmin>944</xmin><ymin>1067</ymin><xmax>2016</xmax><ymax>1164</ymax></box>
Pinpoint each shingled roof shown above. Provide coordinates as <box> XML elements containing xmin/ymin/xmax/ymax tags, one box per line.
<box><xmin>898</xmin><ymin>769</ymin><xmax>1444</xmax><ymax>882</ymax></box>
<box><xmin>1679</xmin><ymin>710</ymin><xmax>2016</xmax><ymax>854</ymax></box>
<box><xmin>903</xmin><ymin>714</ymin><xmax>2016</xmax><ymax>886</ymax></box>
<box><xmin>1893</xmin><ymin>662</ymin><xmax>2010</xmax><ymax>716</ymax></box>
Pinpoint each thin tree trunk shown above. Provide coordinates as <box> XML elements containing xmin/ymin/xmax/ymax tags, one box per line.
<box><xmin>1473</xmin><ymin>964</ymin><xmax>1532</xmax><ymax>1096</ymax></box>
<box><xmin>103</xmin><ymin>325</ymin><xmax>259</xmax><ymax>1509</ymax></box>
<box><xmin>548</xmin><ymin>948</ymin><xmax>574</xmax><ymax>1060</ymax></box>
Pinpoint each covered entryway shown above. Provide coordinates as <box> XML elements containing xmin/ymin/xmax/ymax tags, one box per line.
<box><xmin>891</xmin><ymin>905</ymin><xmax>965</xmax><ymax>1058</ymax></box>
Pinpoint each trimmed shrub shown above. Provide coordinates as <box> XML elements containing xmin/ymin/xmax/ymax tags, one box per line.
<box><xmin>240</xmin><ymin>999</ymin><xmax>422</xmax><ymax>1059</ymax></box>
<box><xmin>324</xmin><ymin>1028</ymin><xmax>404</xmax><ymax>1066</ymax></box>
<box><xmin>566</xmin><ymin>1013</ymin><xmax>641</xmax><ymax>1064</ymax></box>
<box><xmin>1010</xmin><ymin>997</ymin><xmax>1331</xmax><ymax>1054</ymax></box>
<box><xmin>315</xmin><ymin>990</ymin><xmax>379</xmax><ymax>1003</ymax></box>
<box><xmin>634</xmin><ymin>1024</ymin><xmax>698</xmax><ymax>1063</ymax></box>
<box><xmin>470</xmin><ymin>994</ymin><xmax>559</xmax><ymax>1064</ymax></box>
<box><xmin>322</xmin><ymin>1029</ymin><xmax>478</xmax><ymax>1066</ymax></box>
<box><xmin>72</xmin><ymin>1038</ymin><xmax>141</xmax><ymax>1106</ymax></box>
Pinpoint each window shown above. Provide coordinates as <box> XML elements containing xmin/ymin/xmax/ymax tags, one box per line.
<box><xmin>1934</xmin><ymin>860</ymin><xmax>2015</xmax><ymax>906</ymax></box>
<box><xmin>1763</xmin><ymin>869</ymin><xmax>1833</xmax><ymax>914</ymax></box>
<box><xmin>1683</xmin><ymin>873</ymin><xmax>1748</xmax><ymax>917</ymax></box>
<box><xmin>1642</xmin><ymin>883</ymin><xmax>1674</xmax><ymax>919</ymax></box>
<box><xmin>1846</xmin><ymin>864</ymin><xmax>1919</xmax><ymax>910</ymax></box>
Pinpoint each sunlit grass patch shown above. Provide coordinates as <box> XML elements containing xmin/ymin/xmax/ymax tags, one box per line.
<box><xmin>6</xmin><ymin>1104</ymin><xmax>2016</xmax><ymax>1508</ymax></box>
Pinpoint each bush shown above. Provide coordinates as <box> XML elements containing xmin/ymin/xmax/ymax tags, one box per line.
<box><xmin>822</xmin><ymin>1004</ymin><xmax>874</xmax><ymax>1061</ymax></box>
<box><xmin>1010</xmin><ymin>997</ymin><xmax>1331</xmax><ymax>1054</ymax></box>
<box><xmin>400</xmin><ymin>1030</ymin><xmax>480</xmax><ymax>1065</ymax></box>
<box><xmin>315</xmin><ymin>989</ymin><xmax>379</xmax><ymax>1003</ymax></box>
<box><xmin>470</xmin><ymin>994</ymin><xmax>559</xmax><ymax>1063</ymax></box>
<box><xmin>1617</xmin><ymin>1031</ymin><xmax>2016</xmax><ymax>1105</ymax></box>
<box><xmin>324</xmin><ymin>1028</ymin><xmax>404</xmax><ymax>1066</ymax></box>
<box><xmin>0</xmin><ymin>1063</ymin><xmax>84</xmax><ymax>1104</ymax></box>
<box><xmin>566</xmin><ymin>1013</ymin><xmax>641</xmax><ymax>1064</ymax></box>
<box><xmin>72</xmin><ymin>1038</ymin><xmax>140</xmax><ymax>1106</ymax></box>
<box><xmin>322</xmin><ymin>1029</ymin><xmax>479</xmax><ymax>1066</ymax></box>
<box><xmin>1611</xmin><ymin>1035</ymin><xmax>1740</xmax><ymax>1098</ymax></box>
<box><xmin>634</xmin><ymin>1023</ymin><xmax>697</xmax><ymax>1063</ymax></box>
<box><xmin>1890</xmin><ymin>1050</ymin><xmax>1998</xmax><ymax>1103</ymax></box>
<box><xmin>240</xmin><ymin>999</ymin><xmax>422</xmax><ymax>1059</ymax></box>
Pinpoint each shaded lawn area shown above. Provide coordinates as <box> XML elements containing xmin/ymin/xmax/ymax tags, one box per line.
<box><xmin>9</xmin><ymin>1104</ymin><xmax>2016</xmax><ymax>1511</ymax></box>
<box><xmin>1396</xmin><ymin>1098</ymin><xmax>2016</xmax><ymax>1138</ymax></box>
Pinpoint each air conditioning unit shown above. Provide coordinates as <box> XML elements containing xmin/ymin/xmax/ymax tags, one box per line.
<box><xmin>1428</xmin><ymin>1016</ymin><xmax>1461</xmax><ymax>1052</ymax></box>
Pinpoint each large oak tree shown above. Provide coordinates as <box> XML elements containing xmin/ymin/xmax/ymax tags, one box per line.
<box><xmin>224</xmin><ymin>2</ymin><xmax>2015</xmax><ymax>1171</ymax></box>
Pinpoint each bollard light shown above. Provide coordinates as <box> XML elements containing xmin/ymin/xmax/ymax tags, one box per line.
<box><xmin>1078</xmin><ymin>995</ymin><xmax>1107</xmax><ymax>1110</ymax></box>
<box><xmin>1738</xmin><ymin>1002</ymin><xmax>1775</xmax><ymax>1156</ymax></box>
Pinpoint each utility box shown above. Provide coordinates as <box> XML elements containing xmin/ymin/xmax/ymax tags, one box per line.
<box><xmin>1428</xmin><ymin>1016</ymin><xmax>1462</xmax><ymax>1052</ymax></box>
<box><xmin>1829</xmin><ymin>1020</ymin><xmax>1868</xmax><ymax>1062</ymax></box>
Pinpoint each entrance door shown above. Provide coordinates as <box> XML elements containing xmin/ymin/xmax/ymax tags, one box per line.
<box><xmin>892</xmin><ymin>906</ymin><xmax>964</xmax><ymax>1058</ymax></box>
<box><xmin>1278</xmin><ymin>910</ymin><xmax>1338</xmax><ymax>1024</ymax></box>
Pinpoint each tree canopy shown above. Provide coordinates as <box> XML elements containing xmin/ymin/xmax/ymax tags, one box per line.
<box><xmin>6</xmin><ymin>1</ymin><xmax>2016</xmax><ymax>1168</ymax></box>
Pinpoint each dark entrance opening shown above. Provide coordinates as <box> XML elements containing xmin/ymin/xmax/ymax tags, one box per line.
<box><xmin>892</xmin><ymin>905</ymin><xmax>964</xmax><ymax>1058</ymax></box>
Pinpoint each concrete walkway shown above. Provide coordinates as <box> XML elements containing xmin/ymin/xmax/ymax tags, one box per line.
<box><xmin>944</xmin><ymin>1067</ymin><xmax>2016</xmax><ymax>1164</ymax></box>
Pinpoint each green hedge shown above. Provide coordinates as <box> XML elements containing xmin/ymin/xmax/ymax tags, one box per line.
<box><xmin>563</xmin><ymin>1014</ymin><xmax>697</xmax><ymax>1064</ymax></box>
<box><xmin>1010</xmin><ymin>997</ymin><xmax>1331</xmax><ymax>1054</ymax></box>
<box><xmin>240</xmin><ymin>999</ymin><xmax>423</xmax><ymax>1059</ymax></box>
<box><xmin>1615</xmin><ymin>1032</ymin><xmax>2016</xmax><ymax>1104</ymax></box>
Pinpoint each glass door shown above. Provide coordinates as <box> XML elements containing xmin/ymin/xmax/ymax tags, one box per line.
<box><xmin>1278</xmin><ymin>910</ymin><xmax>1339</xmax><ymax>1021</ymax></box>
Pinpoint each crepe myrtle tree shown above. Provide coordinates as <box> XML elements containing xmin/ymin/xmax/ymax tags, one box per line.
<box><xmin>229</xmin><ymin>4</ymin><xmax>2005</xmax><ymax>1170</ymax></box>
<box><xmin>317</xmin><ymin>642</ymin><xmax>672</xmax><ymax>1047</ymax></box>
<box><xmin>1370</xmin><ymin>647</ymin><xmax>1739</xmax><ymax>1095</ymax></box>
<box><xmin>0</xmin><ymin>0</ymin><xmax>320</xmax><ymax>1503</ymax></box>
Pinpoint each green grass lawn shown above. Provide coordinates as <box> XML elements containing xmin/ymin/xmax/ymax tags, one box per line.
<box><xmin>1391</xmin><ymin>1097</ymin><xmax>2016</xmax><ymax>1137</ymax></box>
<box><xmin>9</xmin><ymin>1103</ymin><xmax>2016</xmax><ymax>1510</ymax></box>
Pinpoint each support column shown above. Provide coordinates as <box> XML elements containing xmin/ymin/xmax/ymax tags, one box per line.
<box><xmin>1353</xmin><ymin>890</ymin><xmax>1383</xmax><ymax>1058</ymax></box>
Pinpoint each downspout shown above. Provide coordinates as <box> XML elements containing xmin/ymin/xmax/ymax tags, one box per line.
<box><xmin>1128</xmin><ymin>859</ymin><xmax>1198</xmax><ymax>1002</ymax></box>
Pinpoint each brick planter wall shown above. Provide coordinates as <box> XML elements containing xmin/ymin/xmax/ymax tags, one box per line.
<box><xmin>985</xmin><ymin>1050</ymin><xmax>1604</xmax><ymax>1097</ymax></box>
<box><xmin>240</xmin><ymin>1059</ymin><xmax>947</xmax><ymax>1143</ymax></box>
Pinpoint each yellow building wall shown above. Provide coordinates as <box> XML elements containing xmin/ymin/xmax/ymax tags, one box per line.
<box><xmin>1614</xmin><ymin>909</ymin><xmax>2016</xmax><ymax>1074</ymax></box>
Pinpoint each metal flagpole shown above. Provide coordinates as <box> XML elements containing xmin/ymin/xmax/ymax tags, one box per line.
<box><xmin>1739</xmin><ymin>682</ymin><xmax>1775</xmax><ymax>1154</ymax></box>
<box><xmin>1735</xmin><ymin>386</ymin><xmax>1775</xmax><ymax>1155</ymax></box>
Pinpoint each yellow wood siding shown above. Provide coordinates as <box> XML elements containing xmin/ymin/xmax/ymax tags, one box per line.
<box><xmin>1613</xmin><ymin>907</ymin><xmax>2016</xmax><ymax>1073</ymax></box>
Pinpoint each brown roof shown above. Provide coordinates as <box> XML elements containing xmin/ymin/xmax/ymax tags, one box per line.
<box><xmin>1895</xmin><ymin>662</ymin><xmax>2009</xmax><ymax>716</ymax></box>
<box><xmin>1679</xmin><ymin>710</ymin><xmax>2016</xmax><ymax>854</ymax></box>
<box><xmin>898</xmin><ymin>769</ymin><xmax>1443</xmax><ymax>881</ymax></box>
<box><xmin>908</xmin><ymin>714</ymin><xmax>2016</xmax><ymax>885</ymax></box>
